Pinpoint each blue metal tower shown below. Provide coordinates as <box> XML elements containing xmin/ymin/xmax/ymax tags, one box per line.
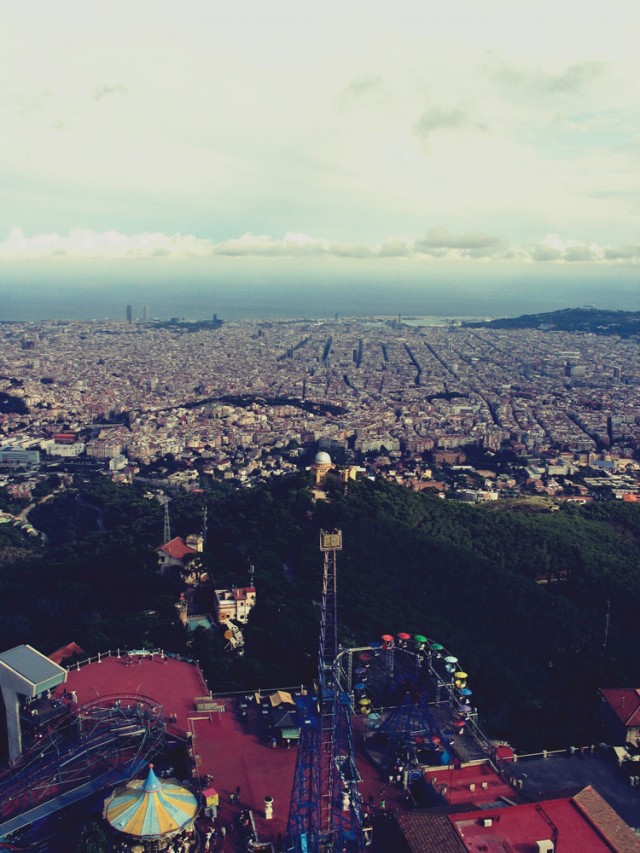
<box><xmin>286</xmin><ymin>530</ymin><xmax>365</xmax><ymax>853</ymax></box>
<box><xmin>286</xmin><ymin>694</ymin><xmax>321</xmax><ymax>851</ymax></box>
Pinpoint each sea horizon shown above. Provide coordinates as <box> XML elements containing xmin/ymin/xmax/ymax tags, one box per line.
<box><xmin>1</xmin><ymin>271</ymin><xmax>639</xmax><ymax>324</ymax></box>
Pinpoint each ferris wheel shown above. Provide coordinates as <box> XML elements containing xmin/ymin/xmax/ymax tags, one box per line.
<box><xmin>349</xmin><ymin>632</ymin><xmax>474</xmax><ymax>771</ymax></box>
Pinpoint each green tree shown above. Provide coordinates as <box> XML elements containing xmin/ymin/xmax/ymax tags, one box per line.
<box><xmin>75</xmin><ymin>821</ymin><xmax>108</xmax><ymax>853</ymax></box>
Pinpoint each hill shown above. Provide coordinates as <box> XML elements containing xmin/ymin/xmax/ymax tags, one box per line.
<box><xmin>464</xmin><ymin>307</ymin><xmax>640</xmax><ymax>337</ymax></box>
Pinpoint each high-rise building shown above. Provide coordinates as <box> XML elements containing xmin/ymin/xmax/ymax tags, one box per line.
<box><xmin>126</xmin><ymin>305</ymin><xmax>133</xmax><ymax>324</ymax></box>
<box><xmin>142</xmin><ymin>304</ymin><xmax>149</xmax><ymax>322</ymax></box>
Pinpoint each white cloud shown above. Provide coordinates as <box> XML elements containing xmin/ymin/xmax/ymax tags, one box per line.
<box><xmin>213</xmin><ymin>232</ymin><xmax>328</xmax><ymax>257</ymax></box>
<box><xmin>604</xmin><ymin>245</ymin><xmax>640</xmax><ymax>260</ymax></box>
<box><xmin>530</xmin><ymin>234</ymin><xmax>609</xmax><ymax>263</ymax></box>
<box><xmin>378</xmin><ymin>237</ymin><xmax>413</xmax><ymax>257</ymax></box>
<box><xmin>414</xmin><ymin>227</ymin><xmax>505</xmax><ymax>257</ymax></box>
<box><xmin>0</xmin><ymin>228</ymin><xmax>213</xmax><ymax>260</ymax></box>
<box><xmin>2</xmin><ymin>227</ymin><xmax>639</xmax><ymax>266</ymax></box>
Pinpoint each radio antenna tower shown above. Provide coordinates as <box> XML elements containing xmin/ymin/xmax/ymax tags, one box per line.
<box><xmin>160</xmin><ymin>495</ymin><xmax>171</xmax><ymax>542</ymax></box>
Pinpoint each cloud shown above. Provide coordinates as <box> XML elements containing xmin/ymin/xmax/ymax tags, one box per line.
<box><xmin>531</xmin><ymin>234</ymin><xmax>607</xmax><ymax>263</ymax></box>
<box><xmin>563</xmin><ymin>244</ymin><xmax>601</xmax><ymax>262</ymax></box>
<box><xmin>341</xmin><ymin>75</ymin><xmax>384</xmax><ymax>100</ymax></box>
<box><xmin>604</xmin><ymin>245</ymin><xmax>640</xmax><ymax>260</ymax></box>
<box><xmin>0</xmin><ymin>228</ymin><xmax>212</xmax><ymax>260</ymax></box>
<box><xmin>338</xmin><ymin>75</ymin><xmax>386</xmax><ymax>115</ymax></box>
<box><xmin>1</xmin><ymin>228</ymin><xmax>639</xmax><ymax>266</ymax></box>
<box><xmin>330</xmin><ymin>242</ymin><xmax>373</xmax><ymax>258</ymax></box>
<box><xmin>531</xmin><ymin>242</ymin><xmax>562</xmax><ymax>262</ymax></box>
<box><xmin>13</xmin><ymin>89</ymin><xmax>53</xmax><ymax>116</ymax></box>
<box><xmin>548</xmin><ymin>62</ymin><xmax>607</xmax><ymax>93</ymax></box>
<box><xmin>414</xmin><ymin>107</ymin><xmax>471</xmax><ymax>141</ymax></box>
<box><xmin>379</xmin><ymin>237</ymin><xmax>413</xmax><ymax>257</ymax></box>
<box><xmin>214</xmin><ymin>232</ymin><xmax>373</xmax><ymax>258</ymax></box>
<box><xmin>414</xmin><ymin>227</ymin><xmax>505</xmax><ymax>258</ymax></box>
<box><xmin>213</xmin><ymin>232</ymin><xmax>327</xmax><ymax>257</ymax></box>
<box><xmin>0</xmin><ymin>229</ymin><xmax>373</xmax><ymax>261</ymax></box>
<box><xmin>93</xmin><ymin>84</ymin><xmax>128</xmax><ymax>101</ymax></box>
<box><xmin>483</xmin><ymin>53</ymin><xmax>607</xmax><ymax>96</ymax></box>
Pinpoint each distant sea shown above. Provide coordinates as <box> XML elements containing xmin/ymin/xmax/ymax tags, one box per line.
<box><xmin>0</xmin><ymin>268</ymin><xmax>638</xmax><ymax>323</ymax></box>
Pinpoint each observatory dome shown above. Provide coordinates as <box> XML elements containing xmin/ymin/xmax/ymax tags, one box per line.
<box><xmin>314</xmin><ymin>451</ymin><xmax>332</xmax><ymax>465</ymax></box>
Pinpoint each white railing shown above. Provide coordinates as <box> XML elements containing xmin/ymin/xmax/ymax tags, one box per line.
<box><xmin>65</xmin><ymin>649</ymin><xmax>307</xmax><ymax>702</ymax></box>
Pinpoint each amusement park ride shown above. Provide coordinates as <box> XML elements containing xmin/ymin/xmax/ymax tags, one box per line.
<box><xmin>0</xmin><ymin>693</ymin><xmax>164</xmax><ymax>837</ymax></box>
<box><xmin>286</xmin><ymin>530</ymin><xmax>487</xmax><ymax>853</ymax></box>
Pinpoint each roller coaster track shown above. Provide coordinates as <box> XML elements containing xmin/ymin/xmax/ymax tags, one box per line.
<box><xmin>0</xmin><ymin>694</ymin><xmax>165</xmax><ymax>838</ymax></box>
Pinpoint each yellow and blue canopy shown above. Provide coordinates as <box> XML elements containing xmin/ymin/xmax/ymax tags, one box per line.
<box><xmin>105</xmin><ymin>765</ymin><xmax>198</xmax><ymax>839</ymax></box>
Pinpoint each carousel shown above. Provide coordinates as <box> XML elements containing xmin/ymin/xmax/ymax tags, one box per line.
<box><xmin>104</xmin><ymin>763</ymin><xmax>199</xmax><ymax>851</ymax></box>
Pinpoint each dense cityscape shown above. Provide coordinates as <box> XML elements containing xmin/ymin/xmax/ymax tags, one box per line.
<box><xmin>1</xmin><ymin>313</ymin><xmax>640</xmax><ymax>508</ymax></box>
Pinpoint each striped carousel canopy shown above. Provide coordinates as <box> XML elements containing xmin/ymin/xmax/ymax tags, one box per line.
<box><xmin>105</xmin><ymin>764</ymin><xmax>198</xmax><ymax>840</ymax></box>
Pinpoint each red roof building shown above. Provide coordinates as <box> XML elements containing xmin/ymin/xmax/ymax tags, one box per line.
<box><xmin>448</xmin><ymin>786</ymin><xmax>640</xmax><ymax>853</ymax></box>
<box><xmin>423</xmin><ymin>761</ymin><xmax>514</xmax><ymax>808</ymax></box>
<box><xmin>52</xmin><ymin>432</ymin><xmax>78</xmax><ymax>444</ymax></box>
<box><xmin>156</xmin><ymin>537</ymin><xmax>199</xmax><ymax>571</ymax></box>
<box><xmin>600</xmin><ymin>688</ymin><xmax>640</xmax><ymax>746</ymax></box>
<box><xmin>396</xmin><ymin>786</ymin><xmax>640</xmax><ymax>853</ymax></box>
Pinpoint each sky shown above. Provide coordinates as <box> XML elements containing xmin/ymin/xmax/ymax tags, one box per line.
<box><xmin>1</xmin><ymin>0</ymin><xmax>639</xmax><ymax>314</ymax></box>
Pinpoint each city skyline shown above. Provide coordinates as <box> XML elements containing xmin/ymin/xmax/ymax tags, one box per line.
<box><xmin>1</xmin><ymin>1</ymin><xmax>639</xmax><ymax>307</ymax></box>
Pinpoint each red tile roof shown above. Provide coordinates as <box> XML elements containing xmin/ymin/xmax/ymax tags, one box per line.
<box><xmin>396</xmin><ymin>808</ymin><xmax>468</xmax><ymax>853</ymax></box>
<box><xmin>48</xmin><ymin>641</ymin><xmax>85</xmax><ymax>665</ymax></box>
<box><xmin>234</xmin><ymin>587</ymin><xmax>256</xmax><ymax>600</ymax></box>
<box><xmin>156</xmin><ymin>536</ymin><xmax>198</xmax><ymax>560</ymax></box>
<box><xmin>601</xmin><ymin>688</ymin><xmax>640</xmax><ymax>727</ymax></box>
<box><xmin>573</xmin><ymin>786</ymin><xmax>640</xmax><ymax>853</ymax></box>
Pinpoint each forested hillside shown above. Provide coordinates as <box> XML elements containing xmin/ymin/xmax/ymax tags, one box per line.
<box><xmin>465</xmin><ymin>306</ymin><xmax>640</xmax><ymax>337</ymax></box>
<box><xmin>2</xmin><ymin>473</ymin><xmax>640</xmax><ymax>751</ymax></box>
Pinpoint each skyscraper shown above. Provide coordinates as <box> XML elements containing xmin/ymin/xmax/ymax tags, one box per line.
<box><xmin>142</xmin><ymin>304</ymin><xmax>149</xmax><ymax>322</ymax></box>
<box><xmin>126</xmin><ymin>305</ymin><xmax>133</xmax><ymax>324</ymax></box>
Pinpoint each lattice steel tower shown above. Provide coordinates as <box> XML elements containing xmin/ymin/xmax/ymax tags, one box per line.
<box><xmin>286</xmin><ymin>530</ymin><xmax>365</xmax><ymax>853</ymax></box>
<box><xmin>162</xmin><ymin>496</ymin><xmax>171</xmax><ymax>543</ymax></box>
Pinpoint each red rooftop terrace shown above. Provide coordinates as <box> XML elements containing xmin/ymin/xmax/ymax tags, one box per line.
<box><xmin>42</xmin><ymin>649</ymin><xmax>640</xmax><ymax>853</ymax></box>
<box><xmin>51</xmin><ymin>649</ymin><xmax>446</xmax><ymax>850</ymax></box>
